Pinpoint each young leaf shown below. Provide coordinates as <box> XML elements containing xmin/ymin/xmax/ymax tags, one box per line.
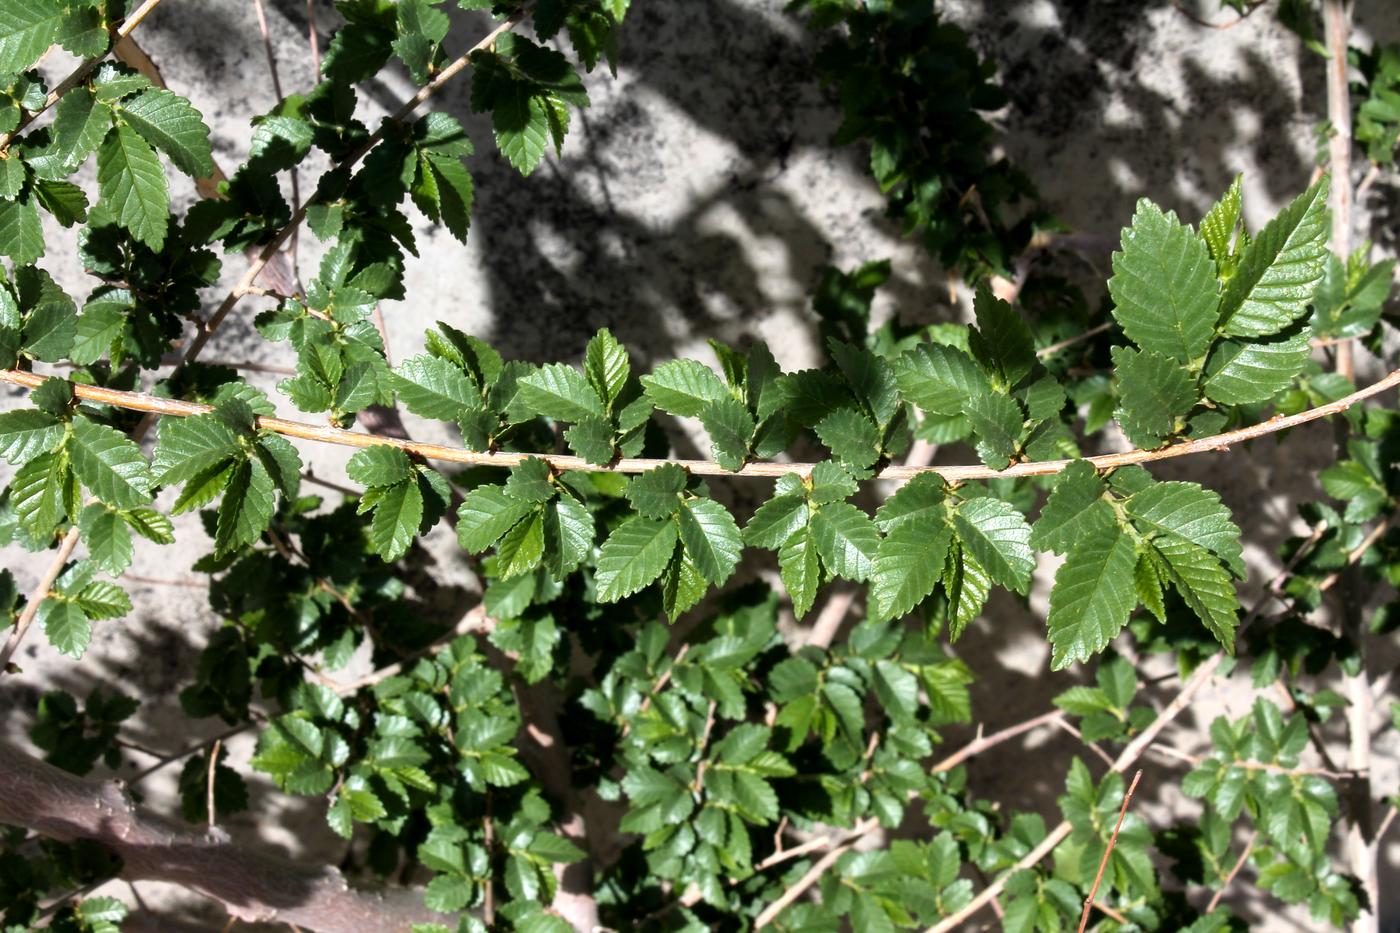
<box><xmin>778</xmin><ymin>522</ymin><xmax>821</xmax><ymax>619</ymax></box>
<box><xmin>626</xmin><ymin>463</ymin><xmax>687</xmax><ymax>519</ymax></box>
<box><xmin>1153</xmin><ymin>535</ymin><xmax>1240</xmax><ymax>651</ymax></box>
<box><xmin>391</xmin><ymin>356</ymin><xmax>480</xmax><ymax>420</ymax></box>
<box><xmin>595</xmin><ymin>517</ymin><xmax>678</xmax><ymax>602</ymax></box>
<box><xmin>962</xmin><ymin>392</ymin><xmax>1024</xmax><ymax>470</ymax></box>
<box><xmin>368</xmin><ymin>480</ymin><xmax>424</xmax><ymax>562</ymax></box>
<box><xmin>1046</xmin><ymin>525</ymin><xmax>1139</xmax><ymax>669</ymax></box>
<box><xmin>1108</xmin><ymin>199</ymin><xmax>1218</xmax><ymax>363</ymax></box>
<box><xmin>1111</xmin><ymin>346</ymin><xmax>1197</xmax><ymax>449</ymax></box>
<box><xmin>457</xmin><ymin>485</ymin><xmax>534</xmax><ymax>552</ymax></box>
<box><xmin>518</xmin><ymin>362</ymin><xmax>606</xmax><ymax>422</ymax></box>
<box><xmin>1031</xmin><ymin>461</ymin><xmax>1115</xmax><ymax>555</ymax></box>
<box><xmin>505</xmin><ymin>457</ymin><xmax>557</xmax><ymax>503</ymax></box>
<box><xmin>38</xmin><ymin>598</ymin><xmax>89</xmax><ymax>659</ymax></box>
<box><xmin>79</xmin><ymin>504</ymin><xmax>134</xmax><ymax>575</ymax></box>
<box><xmin>641</xmin><ymin>359</ymin><xmax>729</xmax><ymax>417</ymax></box>
<box><xmin>214</xmin><ymin>459</ymin><xmax>276</xmax><ymax>556</ymax></box>
<box><xmin>970</xmin><ymin>286</ymin><xmax>1036</xmax><ymax>388</ymax></box>
<box><xmin>814</xmin><ymin>407</ymin><xmax>881</xmax><ymax>468</ymax></box>
<box><xmin>544</xmin><ymin>493</ymin><xmax>594</xmax><ymax>576</ymax></box>
<box><xmin>346</xmin><ymin>445</ymin><xmax>413</xmax><ymax>487</ymax></box>
<box><xmin>584</xmin><ymin>327</ymin><xmax>629</xmax><ymax>406</ymax></box>
<box><xmin>1217</xmin><ymin>180</ymin><xmax>1329</xmax><ymax>338</ymax></box>
<box><xmin>1199</xmin><ymin>174</ymin><xmax>1242</xmax><ymax>269</ymax></box>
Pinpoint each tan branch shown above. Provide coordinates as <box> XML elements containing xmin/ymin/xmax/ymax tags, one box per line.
<box><xmin>5</xmin><ymin>364</ymin><xmax>1399</xmax><ymax>483</ymax></box>
<box><xmin>0</xmin><ymin>742</ymin><xmax>449</xmax><ymax>933</ymax></box>
<box><xmin>1076</xmin><ymin>769</ymin><xmax>1142</xmax><ymax>933</ymax></box>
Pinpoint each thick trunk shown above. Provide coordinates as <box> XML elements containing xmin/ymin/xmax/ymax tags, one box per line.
<box><xmin>0</xmin><ymin>742</ymin><xmax>449</xmax><ymax>933</ymax></box>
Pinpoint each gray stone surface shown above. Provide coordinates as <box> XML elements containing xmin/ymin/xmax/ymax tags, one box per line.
<box><xmin>2</xmin><ymin>0</ymin><xmax>1400</xmax><ymax>928</ymax></box>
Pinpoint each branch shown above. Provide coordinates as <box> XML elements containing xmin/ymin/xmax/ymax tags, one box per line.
<box><xmin>1324</xmin><ymin>0</ymin><xmax>1355</xmax><ymax>379</ymax></box>
<box><xmin>1204</xmin><ymin>829</ymin><xmax>1257</xmax><ymax>914</ymax></box>
<box><xmin>6</xmin><ymin>364</ymin><xmax>1399</xmax><ymax>482</ymax></box>
<box><xmin>1076</xmin><ymin>769</ymin><xmax>1142</xmax><ymax>933</ymax></box>
<box><xmin>0</xmin><ymin>527</ymin><xmax>80</xmax><ymax>671</ymax></box>
<box><xmin>0</xmin><ymin>742</ymin><xmax>450</xmax><ymax>933</ymax></box>
<box><xmin>0</xmin><ymin>0</ymin><xmax>166</xmax><ymax>151</ymax></box>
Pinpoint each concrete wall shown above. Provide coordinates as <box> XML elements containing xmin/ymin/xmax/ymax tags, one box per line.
<box><xmin>3</xmin><ymin>0</ymin><xmax>1399</xmax><ymax>928</ymax></box>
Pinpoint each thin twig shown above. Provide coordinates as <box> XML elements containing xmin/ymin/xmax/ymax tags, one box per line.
<box><xmin>307</xmin><ymin>0</ymin><xmax>322</xmax><ymax>75</ymax></box>
<box><xmin>0</xmin><ymin>530</ymin><xmax>81</xmax><ymax>672</ymax></box>
<box><xmin>1076</xmin><ymin>770</ymin><xmax>1143</xmax><ymax>933</ymax></box>
<box><xmin>754</xmin><ymin>842</ymin><xmax>856</xmax><ymax>928</ymax></box>
<box><xmin>1052</xmin><ymin>716</ymin><xmax>1115</xmax><ymax>767</ymax></box>
<box><xmin>1145</xmin><ymin>742</ymin><xmax>1358</xmax><ymax>780</ymax></box>
<box><xmin>206</xmin><ymin>740</ymin><xmax>222</xmax><ymax>830</ymax></box>
<box><xmin>8</xmin><ymin>364</ymin><xmax>1399</xmax><ymax>484</ymax></box>
<box><xmin>1170</xmin><ymin>0</ymin><xmax>1265</xmax><ymax>29</ymax></box>
<box><xmin>1037</xmin><ymin>322</ymin><xmax>1113</xmax><ymax>359</ymax></box>
<box><xmin>1205</xmin><ymin>830</ymin><xmax>1257</xmax><ymax>914</ymax></box>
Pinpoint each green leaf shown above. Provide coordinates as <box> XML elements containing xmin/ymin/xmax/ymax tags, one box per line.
<box><xmin>347</xmin><ymin>445</ymin><xmax>413</xmax><ymax>487</ymax></box>
<box><xmin>68</xmin><ymin>417</ymin><xmax>154</xmax><ymax>509</ymax></box>
<box><xmin>505</xmin><ymin>456</ymin><xmax>556</xmax><ymax>503</ymax></box>
<box><xmin>394</xmin><ymin>0</ymin><xmax>449</xmax><ymax>83</ymax></box>
<box><xmin>0</xmin><ymin>194</ymin><xmax>43</xmax><ymax>265</ymax></box>
<box><xmin>496</xmin><ymin>510</ymin><xmax>545</xmax><ymax>578</ymax></box>
<box><xmin>73</xmin><ymin>581</ymin><xmax>130</xmax><ymax>619</ymax></box>
<box><xmin>641</xmin><ymin>359</ymin><xmax>730</xmax><ymax>417</ymax></box>
<box><xmin>214</xmin><ymin>459</ymin><xmax>276</xmax><ymax>556</ymax></box>
<box><xmin>0</xmin><ymin>408</ymin><xmax>62</xmax><ymax>464</ymax></box>
<box><xmin>1153</xmin><ymin>535</ymin><xmax>1240</xmax><ymax>651</ymax></box>
<box><xmin>874</xmin><ymin>474</ymin><xmax>947</xmax><ymax>533</ymax></box>
<box><xmin>1046</xmin><ymin>526</ymin><xmax>1139</xmax><ymax>669</ymax></box>
<box><xmin>0</xmin><ymin>0</ymin><xmax>63</xmax><ymax>73</ymax></box>
<box><xmin>743</xmin><ymin>493</ymin><xmax>808</xmax><ymax>549</ymax></box>
<box><xmin>1126</xmin><ymin>481</ymin><xmax>1244</xmax><ymax>579</ymax></box>
<box><xmin>971</xmin><ymin>286</ymin><xmax>1036</xmax><ymax>387</ymax></box>
<box><xmin>1199</xmin><ymin>174</ymin><xmax>1242</xmax><ymax>269</ymax></box>
<box><xmin>1031</xmin><ymin>461</ymin><xmax>1114</xmax><ymax>555</ymax></box>
<box><xmin>962</xmin><ymin>392</ymin><xmax>1024</xmax><ymax>470</ymax></box>
<box><xmin>492</xmin><ymin>87</ymin><xmax>552</xmax><ymax>176</ymax></box>
<box><xmin>79</xmin><ymin>504</ymin><xmax>134</xmax><ymax>575</ymax></box>
<box><xmin>518</xmin><ymin>362</ymin><xmax>606</xmax><ymax>421</ymax></box>
<box><xmin>1218</xmin><ymin>179</ymin><xmax>1329</xmax><ymax>337</ymax></box>
<box><xmin>152</xmin><ymin>414</ymin><xmax>240</xmax><ymax>486</ymax></box>
<box><xmin>699</xmin><ymin>395</ymin><xmax>755</xmax><ymax>470</ymax></box>
<box><xmin>869</xmin><ymin>517</ymin><xmax>952</xmax><ymax>621</ymax></box>
<box><xmin>595</xmin><ymin>517</ymin><xmax>678</xmax><ymax>601</ymax></box>
<box><xmin>778</xmin><ymin>521</ymin><xmax>821</xmax><ymax>618</ymax></box>
<box><xmin>544</xmin><ymin>493</ymin><xmax>594</xmax><ymax>576</ymax></box>
<box><xmin>945</xmin><ymin>545</ymin><xmax>992</xmax><ymax>641</ymax></box>
<box><xmin>894</xmin><ymin>343</ymin><xmax>990</xmax><ymax>417</ymax></box>
<box><xmin>677</xmin><ymin>498</ymin><xmax>742</xmax><ymax>586</ymax></box>
<box><xmin>117</xmin><ymin>88</ymin><xmax>215</xmax><ymax>178</ymax></box>
<box><xmin>584</xmin><ymin>327</ymin><xmax>629</xmax><ymax>405</ymax></box>
<box><xmin>811</xmin><ymin>501</ymin><xmax>880</xmax><ymax>582</ymax></box>
<box><xmin>563</xmin><ymin>415</ymin><xmax>615</xmax><ymax>464</ymax></box>
<box><xmin>1112</xmin><ymin>346</ymin><xmax>1197</xmax><ymax>449</ymax></box>
<box><xmin>368</xmin><ymin>480</ymin><xmax>423</xmax><ymax>561</ymax></box>
<box><xmin>96</xmin><ymin>123</ymin><xmax>169</xmax><ymax>250</ymax></box>
<box><xmin>38</xmin><ymin>598</ymin><xmax>89</xmax><ymax>659</ymax></box>
<box><xmin>1108</xmin><ymin>198</ymin><xmax>1219</xmax><ymax>363</ymax></box>
<box><xmin>1202</xmin><ymin>319</ymin><xmax>1312</xmax><ymax>405</ymax></box>
<box><xmin>954</xmin><ymin>497</ymin><xmax>1034</xmax><ymax>595</ymax></box>
<box><xmin>457</xmin><ymin>485</ymin><xmax>534</xmax><ymax>552</ymax></box>
<box><xmin>412</xmin><ymin>152</ymin><xmax>474</xmax><ymax>242</ymax></box>
<box><xmin>391</xmin><ymin>356</ymin><xmax>480</xmax><ymax>420</ymax></box>
<box><xmin>814</xmin><ymin>406</ymin><xmax>881</xmax><ymax>468</ymax></box>
<box><xmin>626</xmin><ymin>463</ymin><xmax>686</xmax><ymax>519</ymax></box>
<box><xmin>12</xmin><ymin>449</ymin><xmax>70</xmax><ymax>535</ymax></box>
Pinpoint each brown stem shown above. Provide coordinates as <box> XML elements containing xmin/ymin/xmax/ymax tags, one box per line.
<box><xmin>0</xmin><ymin>527</ymin><xmax>81</xmax><ymax>672</ymax></box>
<box><xmin>1324</xmin><ymin>0</ymin><xmax>1355</xmax><ymax>379</ymax></box>
<box><xmin>1076</xmin><ymin>769</ymin><xmax>1142</xmax><ymax>933</ymax></box>
<box><xmin>0</xmin><ymin>742</ymin><xmax>449</xmax><ymax>933</ymax></box>
<box><xmin>7</xmin><ymin>364</ymin><xmax>1399</xmax><ymax>484</ymax></box>
<box><xmin>753</xmin><ymin>843</ymin><xmax>854</xmax><ymax>929</ymax></box>
<box><xmin>1204</xmin><ymin>830</ymin><xmax>1257</xmax><ymax>914</ymax></box>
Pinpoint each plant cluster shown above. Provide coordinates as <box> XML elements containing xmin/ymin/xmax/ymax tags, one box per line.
<box><xmin>0</xmin><ymin>1</ymin><xmax>1398</xmax><ymax>932</ymax></box>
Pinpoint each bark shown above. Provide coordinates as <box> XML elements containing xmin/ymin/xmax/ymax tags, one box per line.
<box><xmin>0</xmin><ymin>742</ymin><xmax>449</xmax><ymax>933</ymax></box>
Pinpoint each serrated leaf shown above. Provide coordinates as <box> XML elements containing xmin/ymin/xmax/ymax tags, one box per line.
<box><xmin>496</xmin><ymin>509</ymin><xmax>545</xmax><ymax>578</ymax></box>
<box><xmin>1217</xmin><ymin>180</ymin><xmax>1329</xmax><ymax>337</ymax></box>
<box><xmin>544</xmin><ymin>493</ymin><xmax>594</xmax><ymax>576</ymax></box>
<box><xmin>699</xmin><ymin>395</ymin><xmax>754</xmax><ymax>471</ymax></box>
<box><xmin>1031</xmin><ymin>460</ymin><xmax>1114</xmax><ymax>555</ymax></box>
<box><xmin>96</xmin><ymin>123</ymin><xmax>169</xmax><ymax>250</ymax></box>
<box><xmin>584</xmin><ymin>327</ymin><xmax>629</xmax><ymax>405</ymax></box>
<box><xmin>73</xmin><ymin>581</ymin><xmax>130</xmax><ymax>620</ymax></box>
<box><xmin>894</xmin><ymin>343</ymin><xmax>990</xmax><ymax>417</ymax></box>
<box><xmin>1199</xmin><ymin>175</ymin><xmax>1242</xmax><ymax>268</ymax></box>
<box><xmin>368</xmin><ymin>480</ymin><xmax>423</xmax><ymax>561</ymax></box>
<box><xmin>677</xmin><ymin>497</ymin><xmax>742</xmax><ymax>586</ymax></box>
<box><xmin>744</xmin><ymin>492</ymin><xmax>808</xmax><ymax>549</ymax></box>
<box><xmin>457</xmin><ymin>485</ymin><xmax>534</xmax><ymax>552</ymax></box>
<box><xmin>954</xmin><ymin>497</ymin><xmax>1034</xmax><ymax>595</ymax></box>
<box><xmin>945</xmin><ymin>545</ymin><xmax>991</xmax><ymax>641</ymax></box>
<box><xmin>214</xmin><ymin>459</ymin><xmax>275</xmax><ymax>556</ymax></box>
<box><xmin>0</xmin><ymin>194</ymin><xmax>43</xmax><ymax>265</ymax></box>
<box><xmin>962</xmin><ymin>392</ymin><xmax>1024</xmax><ymax>470</ymax></box>
<box><xmin>661</xmin><ymin>550</ymin><xmax>707</xmax><ymax>619</ymax></box>
<box><xmin>971</xmin><ymin>286</ymin><xmax>1037</xmax><ymax>387</ymax></box>
<box><xmin>874</xmin><ymin>474</ymin><xmax>947</xmax><ymax>532</ymax></box>
<box><xmin>518</xmin><ymin>362</ymin><xmax>606</xmax><ymax>421</ymax></box>
<box><xmin>152</xmin><ymin>414</ymin><xmax>241</xmax><ymax>486</ymax></box>
<box><xmin>1126</xmin><ymin>481</ymin><xmax>1244</xmax><ymax>579</ymax></box>
<box><xmin>347</xmin><ymin>445</ymin><xmax>412</xmax><ymax>487</ymax></box>
<box><xmin>11</xmin><ymin>450</ymin><xmax>70</xmax><ymax>535</ymax></box>
<box><xmin>68</xmin><ymin>417</ymin><xmax>154</xmax><ymax>509</ymax></box>
<box><xmin>1153</xmin><ymin>535</ymin><xmax>1239</xmax><ymax>651</ymax></box>
<box><xmin>1047</xmin><ymin>526</ymin><xmax>1139</xmax><ymax>669</ymax></box>
<box><xmin>391</xmin><ymin>355</ymin><xmax>480</xmax><ymax>420</ymax></box>
<box><xmin>869</xmin><ymin>517</ymin><xmax>952</xmax><ymax>621</ymax></box>
<box><xmin>0</xmin><ymin>0</ymin><xmax>63</xmax><ymax>73</ymax></box>
<box><xmin>505</xmin><ymin>456</ymin><xmax>556</xmax><ymax>503</ymax></box>
<box><xmin>117</xmin><ymin>87</ymin><xmax>215</xmax><ymax>178</ymax></box>
<box><xmin>563</xmin><ymin>415</ymin><xmax>615</xmax><ymax>464</ymax></box>
<box><xmin>1108</xmin><ymin>199</ymin><xmax>1219</xmax><ymax>363</ymax></box>
<box><xmin>492</xmin><ymin>87</ymin><xmax>552</xmax><ymax>175</ymax></box>
<box><xmin>641</xmin><ymin>359</ymin><xmax>730</xmax><ymax>417</ymax></box>
<box><xmin>1112</xmin><ymin>346</ymin><xmax>1197</xmax><ymax>449</ymax></box>
<box><xmin>811</xmin><ymin>501</ymin><xmax>880</xmax><ymax>582</ymax></box>
<box><xmin>0</xmin><ymin>408</ymin><xmax>62</xmax><ymax>464</ymax></box>
<box><xmin>778</xmin><ymin>521</ymin><xmax>821</xmax><ymax>618</ymax></box>
<box><xmin>38</xmin><ymin>598</ymin><xmax>89</xmax><ymax>659</ymax></box>
<box><xmin>595</xmin><ymin>517</ymin><xmax>678</xmax><ymax>601</ymax></box>
<box><xmin>1202</xmin><ymin>319</ymin><xmax>1312</xmax><ymax>405</ymax></box>
<box><xmin>813</xmin><ymin>406</ymin><xmax>880</xmax><ymax>469</ymax></box>
<box><xmin>79</xmin><ymin>505</ymin><xmax>134</xmax><ymax>575</ymax></box>
<box><xmin>627</xmin><ymin>463</ymin><xmax>686</xmax><ymax>519</ymax></box>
